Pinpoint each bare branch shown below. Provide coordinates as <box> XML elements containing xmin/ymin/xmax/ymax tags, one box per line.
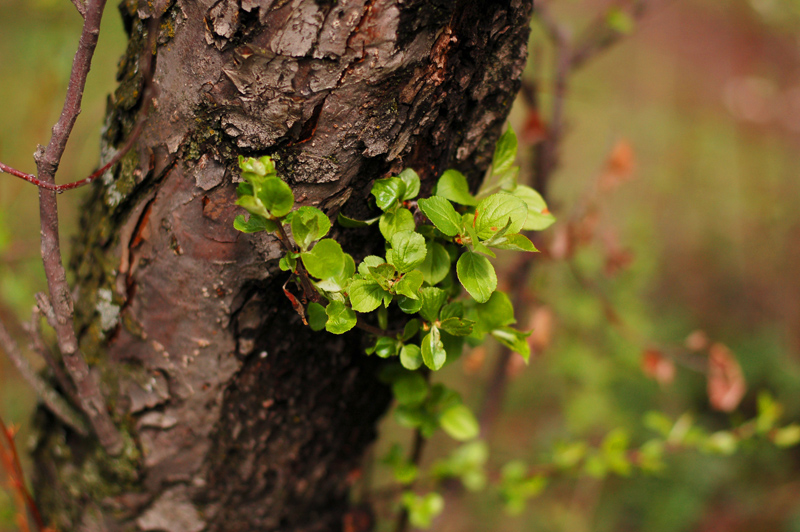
<box><xmin>0</xmin><ymin>317</ymin><xmax>89</xmax><ymax>436</ymax></box>
<box><xmin>25</xmin><ymin>305</ymin><xmax>80</xmax><ymax>406</ymax></box>
<box><xmin>69</xmin><ymin>0</ymin><xmax>87</xmax><ymax>18</ymax></box>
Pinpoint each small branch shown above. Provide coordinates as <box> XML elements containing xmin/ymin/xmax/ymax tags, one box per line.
<box><xmin>0</xmin><ymin>318</ymin><xmax>89</xmax><ymax>436</ymax></box>
<box><xmin>25</xmin><ymin>305</ymin><xmax>80</xmax><ymax>406</ymax></box>
<box><xmin>570</xmin><ymin>0</ymin><xmax>651</xmax><ymax>71</ymax></box>
<box><xmin>69</xmin><ymin>0</ymin><xmax>87</xmax><ymax>18</ymax></box>
<box><xmin>0</xmin><ymin>417</ymin><xmax>48</xmax><ymax>532</ymax></box>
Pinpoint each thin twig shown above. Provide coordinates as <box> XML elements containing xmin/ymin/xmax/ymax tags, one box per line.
<box><xmin>25</xmin><ymin>306</ymin><xmax>80</xmax><ymax>406</ymax></box>
<box><xmin>0</xmin><ymin>417</ymin><xmax>48</xmax><ymax>532</ymax></box>
<box><xmin>69</xmin><ymin>0</ymin><xmax>86</xmax><ymax>18</ymax></box>
<box><xmin>32</xmin><ymin>0</ymin><xmax>118</xmax><ymax>455</ymax></box>
<box><xmin>0</xmin><ymin>318</ymin><xmax>89</xmax><ymax>435</ymax></box>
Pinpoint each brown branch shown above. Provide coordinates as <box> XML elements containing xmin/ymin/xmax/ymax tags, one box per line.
<box><xmin>25</xmin><ymin>305</ymin><xmax>80</xmax><ymax>406</ymax></box>
<box><xmin>31</xmin><ymin>0</ymin><xmax>118</xmax><ymax>455</ymax></box>
<box><xmin>0</xmin><ymin>317</ymin><xmax>89</xmax><ymax>435</ymax></box>
<box><xmin>69</xmin><ymin>0</ymin><xmax>86</xmax><ymax>18</ymax></box>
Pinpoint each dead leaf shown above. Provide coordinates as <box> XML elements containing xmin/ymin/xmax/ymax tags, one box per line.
<box><xmin>708</xmin><ymin>342</ymin><xmax>746</xmax><ymax>412</ymax></box>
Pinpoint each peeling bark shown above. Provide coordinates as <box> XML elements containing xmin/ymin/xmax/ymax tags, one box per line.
<box><xmin>33</xmin><ymin>0</ymin><xmax>533</xmax><ymax>530</ymax></box>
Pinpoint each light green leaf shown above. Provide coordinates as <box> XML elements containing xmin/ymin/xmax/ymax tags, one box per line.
<box><xmin>371</xmin><ymin>177</ymin><xmax>406</xmax><ymax>211</ymax></box>
<box><xmin>474</xmin><ymin>193</ymin><xmax>527</xmax><ymax>240</ymax></box>
<box><xmin>358</xmin><ymin>255</ymin><xmax>386</xmax><ymax>276</ymax></box>
<box><xmin>488</xmin><ymin>233</ymin><xmax>538</xmax><ymax>252</ymax></box>
<box><xmin>257</xmin><ymin>177</ymin><xmax>295</xmax><ymax>217</ymax></box>
<box><xmin>390</xmin><ymin>231</ymin><xmax>427</xmax><ymax>273</ymax></box>
<box><xmin>307</xmin><ymin>302</ymin><xmax>328</xmax><ymax>331</ymax></box>
<box><xmin>462</xmin><ymin>216</ymin><xmax>496</xmax><ymax>257</ymax></box>
<box><xmin>233</xmin><ymin>213</ymin><xmax>278</xmax><ymax>233</ymax></box>
<box><xmin>606</xmin><ymin>7</ymin><xmax>635</xmax><ymax>34</ymax></box>
<box><xmin>475</xmin><ymin>292</ymin><xmax>516</xmax><ymax>334</ymax></box>
<box><xmin>291</xmin><ymin>206</ymin><xmax>331</xmax><ymax>251</ymax></box>
<box><xmin>397</xmin><ymin>295</ymin><xmax>424</xmax><ymax>314</ymax></box>
<box><xmin>349</xmin><ymin>279</ymin><xmax>388</xmax><ymax>312</ymax></box>
<box><xmin>278</xmin><ymin>254</ymin><xmax>297</xmax><ymax>272</ymax></box>
<box><xmin>400</xmin><ymin>344</ymin><xmax>423</xmax><ymax>370</ymax></box>
<box><xmin>401</xmin><ymin>320</ymin><xmax>420</xmax><ymax>341</ymax></box>
<box><xmin>325</xmin><ymin>301</ymin><xmax>356</xmax><ymax>334</ymax></box>
<box><xmin>512</xmin><ymin>185</ymin><xmax>556</xmax><ymax>231</ymax></box>
<box><xmin>491</xmin><ymin>326</ymin><xmax>531</xmax><ymax>362</ymax></box>
<box><xmin>368</xmin><ymin>263</ymin><xmax>397</xmax><ymax>291</ymax></box>
<box><xmin>417</xmin><ymin>196</ymin><xmax>462</xmax><ymax>237</ymax></box>
<box><xmin>393</xmin><ymin>372</ymin><xmax>429</xmax><ymax>406</ymax></box>
<box><xmin>398</xmin><ymin>168</ymin><xmax>421</xmax><ymax>201</ymax></box>
<box><xmin>235</xmin><ymin>195</ymin><xmax>270</xmax><ymax>219</ymax></box>
<box><xmin>491</xmin><ymin>128</ymin><xmax>518</xmax><ymax>177</ymax></box>
<box><xmin>421</xmin><ymin>326</ymin><xmax>446</xmax><ymax>370</ymax></box>
<box><xmin>418</xmin><ymin>287</ymin><xmax>448</xmax><ymax>323</ymax></box>
<box><xmin>337</xmin><ymin>212</ymin><xmax>379</xmax><ymax>228</ymax></box>
<box><xmin>373</xmin><ymin>336</ymin><xmax>400</xmax><ymax>358</ymax></box>
<box><xmin>395</xmin><ymin>270</ymin><xmax>424</xmax><ymax>299</ymax></box>
<box><xmin>418</xmin><ymin>241</ymin><xmax>450</xmax><ymax>286</ymax></box>
<box><xmin>301</xmin><ymin>239</ymin><xmax>346</xmax><ymax>280</ymax></box>
<box><xmin>439</xmin><ymin>317</ymin><xmax>474</xmax><ymax>337</ymax></box>
<box><xmin>379</xmin><ymin>207</ymin><xmax>415</xmax><ymax>241</ymax></box>
<box><xmin>402</xmin><ymin>492</ymin><xmax>444</xmax><ymax>529</ymax></box>
<box><xmin>456</xmin><ymin>252</ymin><xmax>497</xmax><ymax>303</ymax></box>
<box><xmin>435</xmin><ymin>169</ymin><xmax>477</xmax><ymax>206</ymax></box>
<box><xmin>440</xmin><ymin>404</ymin><xmax>480</xmax><ymax>441</ymax></box>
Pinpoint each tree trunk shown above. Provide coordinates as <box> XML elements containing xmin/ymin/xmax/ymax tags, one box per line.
<box><xmin>33</xmin><ymin>0</ymin><xmax>532</xmax><ymax>530</ymax></box>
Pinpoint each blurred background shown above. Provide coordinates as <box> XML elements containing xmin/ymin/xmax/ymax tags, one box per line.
<box><xmin>1</xmin><ymin>0</ymin><xmax>800</xmax><ymax>530</ymax></box>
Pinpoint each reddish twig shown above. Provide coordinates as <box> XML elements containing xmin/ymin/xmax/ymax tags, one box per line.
<box><xmin>0</xmin><ymin>417</ymin><xmax>49</xmax><ymax>532</ymax></box>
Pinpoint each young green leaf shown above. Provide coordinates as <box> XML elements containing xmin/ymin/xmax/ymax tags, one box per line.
<box><xmin>491</xmin><ymin>326</ymin><xmax>532</xmax><ymax>362</ymax></box>
<box><xmin>337</xmin><ymin>212</ymin><xmax>380</xmax><ymax>228</ymax></box>
<box><xmin>435</xmin><ymin>169</ymin><xmax>477</xmax><ymax>206</ymax></box>
<box><xmin>418</xmin><ymin>287</ymin><xmax>448</xmax><ymax>323</ymax></box>
<box><xmin>307</xmin><ymin>302</ymin><xmax>328</xmax><ymax>331</ymax></box>
<box><xmin>421</xmin><ymin>326</ymin><xmax>447</xmax><ymax>370</ymax></box>
<box><xmin>367</xmin><ymin>263</ymin><xmax>397</xmax><ymax>291</ymax></box>
<box><xmin>393</xmin><ymin>372</ymin><xmax>429</xmax><ymax>406</ymax></box>
<box><xmin>512</xmin><ymin>185</ymin><xmax>556</xmax><ymax>231</ymax></box>
<box><xmin>358</xmin><ymin>255</ymin><xmax>386</xmax><ymax>276</ymax></box>
<box><xmin>257</xmin><ymin>177</ymin><xmax>295</xmax><ymax>217</ymax></box>
<box><xmin>301</xmin><ymin>239</ymin><xmax>346</xmax><ymax>280</ymax></box>
<box><xmin>290</xmin><ymin>206</ymin><xmax>331</xmax><ymax>251</ymax></box>
<box><xmin>400</xmin><ymin>344</ymin><xmax>423</xmax><ymax>370</ymax></box>
<box><xmin>401</xmin><ymin>319</ymin><xmax>420</xmax><ymax>342</ymax></box>
<box><xmin>456</xmin><ymin>251</ymin><xmax>497</xmax><ymax>303</ymax></box>
<box><xmin>397</xmin><ymin>295</ymin><xmax>424</xmax><ymax>314</ymax></box>
<box><xmin>373</xmin><ymin>336</ymin><xmax>400</xmax><ymax>358</ymax></box>
<box><xmin>390</xmin><ymin>231</ymin><xmax>427</xmax><ymax>273</ymax></box>
<box><xmin>235</xmin><ymin>195</ymin><xmax>271</xmax><ymax>219</ymax></box>
<box><xmin>491</xmin><ymin>128</ymin><xmax>518</xmax><ymax>177</ymax></box>
<box><xmin>395</xmin><ymin>270</ymin><xmax>424</xmax><ymax>300</ymax></box>
<box><xmin>476</xmin><ymin>291</ymin><xmax>516</xmax><ymax>330</ymax></box>
<box><xmin>417</xmin><ymin>196</ymin><xmax>462</xmax><ymax>237</ymax></box>
<box><xmin>379</xmin><ymin>207</ymin><xmax>415</xmax><ymax>241</ymax></box>
<box><xmin>349</xmin><ymin>279</ymin><xmax>388</xmax><ymax>312</ymax></box>
<box><xmin>418</xmin><ymin>241</ymin><xmax>450</xmax><ymax>286</ymax></box>
<box><xmin>325</xmin><ymin>301</ymin><xmax>357</xmax><ymax>334</ymax></box>
<box><xmin>398</xmin><ymin>168</ymin><xmax>421</xmax><ymax>201</ymax></box>
<box><xmin>474</xmin><ymin>193</ymin><xmax>527</xmax><ymax>240</ymax></box>
<box><xmin>233</xmin><ymin>213</ymin><xmax>278</xmax><ymax>233</ymax></box>
<box><xmin>439</xmin><ymin>404</ymin><xmax>480</xmax><ymax>441</ymax></box>
<box><xmin>462</xmin><ymin>216</ymin><xmax>496</xmax><ymax>257</ymax></box>
<box><xmin>439</xmin><ymin>317</ymin><xmax>475</xmax><ymax>337</ymax></box>
<box><xmin>371</xmin><ymin>177</ymin><xmax>406</xmax><ymax>211</ymax></box>
<box><xmin>402</xmin><ymin>492</ymin><xmax>444</xmax><ymax>529</ymax></box>
<box><xmin>278</xmin><ymin>254</ymin><xmax>297</xmax><ymax>272</ymax></box>
<box><xmin>487</xmin><ymin>233</ymin><xmax>538</xmax><ymax>252</ymax></box>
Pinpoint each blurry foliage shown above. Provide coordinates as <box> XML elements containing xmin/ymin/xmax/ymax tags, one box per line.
<box><xmin>2</xmin><ymin>0</ymin><xmax>800</xmax><ymax>531</ymax></box>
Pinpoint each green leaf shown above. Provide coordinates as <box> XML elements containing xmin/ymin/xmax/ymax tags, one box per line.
<box><xmin>235</xmin><ymin>195</ymin><xmax>271</xmax><ymax>219</ymax></box>
<box><xmin>440</xmin><ymin>404</ymin><xmax>480</xmax><ymax>441</ymax></box>
<box><xmin>307</xmin><ymin>302</ymin><xmax>328</xmax><ymax>331</ymax></box>
<box><xmin>349</xmin><ymin>280</ymin><xmax>388</xmax><ymax>312</ymax></box>
<box><xmin>257</xmin><ymin>177</ymin><xmax>295</xmax><ymax>217</ymax></box>
<box><xmin>393</xmin><ymin>372</ymin><xmax>429</xmax><ymax>405</ymax></box>
<box><xmin>325</xmin><ymin>301</ymin><xmax>357</xmax><ymax>334</ymax></box>
<box><xmin>402</xmin><ymin>492</ymin><xmax>444</xmax><ymax>529</ymax></box>
<box><xmin>379</xmin><ymin>207</ymin><xmax>416</xmax><ymax>241</ymax></box>
<box><xmin>400</xmin><ymin>344</ymin><xmax>423</xmax><ymax>370</ymax></box>
<box><xmin>417</xmin><ymin>196</ymin><xmax>462</xmax><ymax>237</ymax></box>
<box><xmin>474</xmin><ymin>193</ymin><xmax>527</xmax><ymax>240</ymax></box>
<box><xmin>418</xmin><ymin>241</ymin><xmax>450</xmax><ymax>286</ymax></box>
<box><xmin>401</xmin><ymin>320</ymin><xmax>420</xmax><ymax>341</ymax></box>
<box><xmin>358</xmin><ymin>255</ymin><xmax>386</xmax><ymax>276</ymax></box>
<box><xmin>390</xmin><ymin>231</ymin><xmax>427</xmax><ymax>273</ymax></box>
<box><xmin>439</xmin><ymin>317</ymin><xmax>475</xmax><ymax>337</ymax></box>
<box><xmin>606</xmin><ymin>7</ymin><xmax>635</xmax><ymax>34</ymax></box>
<box><xmin>371</xmin><ymin>177</ymin><xmax>406</xmax><ymax>211</ymax></box>
<box><xmin>367</xmin><ymin>264</ymin><xmax>397</xmax><ymax>291</ymax></box>
<box><xmin>462</xmin><ymin>215</ymin><xmax>496</xmax><ymax>257</ymax></box>
<box><xmin>397</xmin><ymin>295</ymin><xmax>423</xmax><ymax>314</ymax></box>
<box><xmin>374</xmin><ymin>336</ymin><xmax>400</xmax><ymax>358</ymax></box>
<box><xmin>440</xmin><ymin>301</ymin><xmax>464</xmax><ymax>320</ymax></box>
<box><xmin>491</xmin><ymin>327</ymin><xmax>531</xmax><ymax>362</ymax></box>
<box><xmin>488</xmin><ymin>233</ymin><xmax>538</xmax><ymax>252</ymax></box>
<box><xmin>233</xmin><ymin>213</ymin><xmax>278</xmax><ymax>233</ymax></box>
<box><xmin>421</xmin><ymin>326</ymin><xmax>446</xmax><ymax>370</ymax></box>
<box><xmin>418</xmin><ymin>287</ymin><xmax>448</xmax><ymax>323</ymax></box>
<box><xmin>476</xmin><ymin>292</ymin><xmax>515</xmax><ymax>330</ymax></box>
<box><xmin>301</xmin><ymin>239</ymin><xmax>346</xmax><ymax>280</ymax></box>
<box><xmin>378</xmin><ymin>305</ymin><xmax>389</xmax><ymax>330</ymax></box>
<box><xmin>774</xmin><ymin>424</ymin><xmax>800</xmax><ymax>448</ymax></box>
<box><xmin>492</xmin><ymin>128</ymin><xmax>518</xmax><ymax>177</ymax></box>
<box><xmin>456</xmin><ymin>252</ymin><xmax>497</xmax><ymax>303</ymax></box>
<box><xmin>337</xmin><ymin>212</ymin><xmax>379</xmax><ymax>228</ymax></box>
<box><xmin>435</xmin><ymin>169</ymin><xmax>477</xmax><ymax>206</ymax></box>
<box><xmin>512</xmin><ymin>185</ymin><xmax>556</xmax><ymax>231</ymax></box>
<box><xmin>395</xmin><ymin>270</ymin><xmax>424</xmax><ymax>299</ymax></box>
<box><xmin>398</xmin><ymin>168</ymin><xmax>421</xmax><ymax>201</ymax></box>
<box><xmin>278</xmin><ymin>254</ymin><xmax>297</xmax><ymax>272</ymax></box>
<box><xmin>290</xmin><ymin>206</ymin><xmax>331</xmax><ymax>251</ymax></box>
<box><xmin>236</xmin><ymin>181</ymin><xmax>254</xmax><ymax>197</ymax></box>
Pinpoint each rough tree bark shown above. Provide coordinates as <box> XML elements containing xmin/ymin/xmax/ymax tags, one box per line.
<box><xmin>33</xmin><ymin>0</ymin><xmax>533</xmax><ymax>530</ymax></box>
